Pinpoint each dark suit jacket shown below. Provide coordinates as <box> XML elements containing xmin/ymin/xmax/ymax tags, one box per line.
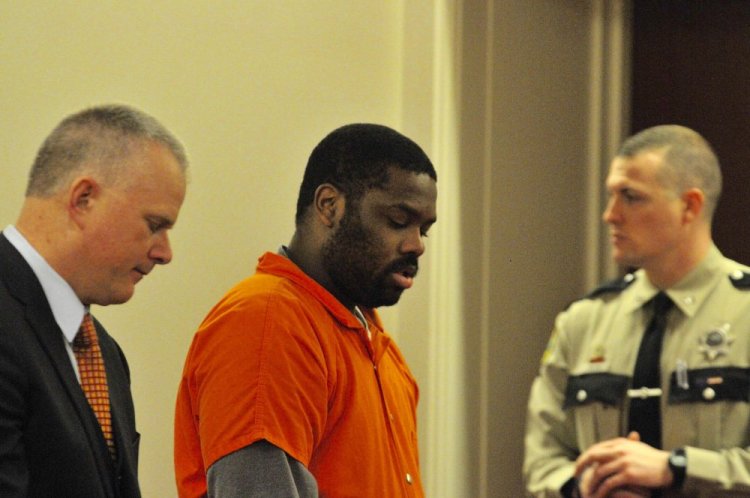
<box><xmin>0</xmin><ymin>234</ymin><xmax>141</xmax><ymax>497</ymax></box>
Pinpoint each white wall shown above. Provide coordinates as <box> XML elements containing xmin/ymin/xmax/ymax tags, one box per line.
<box><xmin>1</xmin><ymin>3</ymin><xmax>417</xmax><ymax>496</ymax></box>
<box><xmin>1</xmin><ymin>2</ymin><xmax>626</xmax><ymax>497</ymax></box>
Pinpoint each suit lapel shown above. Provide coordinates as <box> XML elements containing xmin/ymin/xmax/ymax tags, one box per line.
<box><xmin>0</xmin><ymin>235</ymin><xmax>117</xmax><ymax>496</ymax></box>
<box><xmin>0</xmin><ymin>237</ymin><xmax>86</xmax><ymax>407</ymax></box>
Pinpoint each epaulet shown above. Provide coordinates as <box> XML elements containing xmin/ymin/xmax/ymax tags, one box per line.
<box><xmin>729</xmin><ymin>269</ymin><xmax>750</xmax><ymax>289</ymax></box>
<box><xmin>584</xmin><ymin>273</ymin><xmax>636</xmax><ymax>300</ymax></box>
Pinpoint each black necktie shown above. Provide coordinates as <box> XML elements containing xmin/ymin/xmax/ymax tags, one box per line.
<box><xmin>627</xmin><ymin>292</ymin><xmax>673</xmax><ymax>449</ymax></box>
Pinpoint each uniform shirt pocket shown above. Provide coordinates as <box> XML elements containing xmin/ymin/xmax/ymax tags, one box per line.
<box><xmin>564</xmin><ymin>373</ymin><xmax>629</xmax><ymax>448</ymax></box>
<box><xmin>667</xmin><ymin>367</ymin><xmax>750</xmax><ymax>449</ymax></box>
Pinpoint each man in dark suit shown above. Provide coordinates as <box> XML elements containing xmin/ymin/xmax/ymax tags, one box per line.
<box><xmin>0</xmin><ymin>104</ymin><xmax>188</xmax><ymax>497</ymax></box>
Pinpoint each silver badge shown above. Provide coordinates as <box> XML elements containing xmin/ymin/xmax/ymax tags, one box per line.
<box><xmin>698</xmin><ymin>324</ymin><xmax>733</xmax><ymax>361</ymax></box>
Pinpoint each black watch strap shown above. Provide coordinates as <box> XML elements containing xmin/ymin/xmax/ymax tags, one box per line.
<box><xmin>560</xmin><ymin>477</ymin><xmax>580</xmax><ymax>498</ymax></box>
<box><xmin>668</xmin><ymin>447</ymin><xmax>687</xmax><ymax>489</ymax></box>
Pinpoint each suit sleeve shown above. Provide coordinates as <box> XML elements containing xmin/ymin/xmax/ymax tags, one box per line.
<box><xmin>0</xmin><ymin>320</ymin><xmax>30</xmax><ymax>496</ymax></box>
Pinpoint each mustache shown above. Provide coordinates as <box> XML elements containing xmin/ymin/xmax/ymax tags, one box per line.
<box><xmin>387</xmin><ymin>254</ymin><xmax>419</xmax><ymax>276</ymax></box>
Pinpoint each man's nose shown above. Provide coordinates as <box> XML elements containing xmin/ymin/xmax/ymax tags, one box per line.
<box><xmin>401</xmin><ymin>227</ymin><xmax>425</xmax><ymax>257</ymax></box>
<box><xmin>603</xmin><ymin>197</ymin><xmax>620</xmax><ymax>224</ymax></box>
<box><xmin>150</xmin><ymin>233</ymin><xmax>173</xmax><ymax>265</ymax></box>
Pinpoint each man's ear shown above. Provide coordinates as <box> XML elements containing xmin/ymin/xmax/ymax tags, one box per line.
<box><xmin>67</xmin><ymin>177</ymin><xmax>99</xmax><ymax>227</ymax></box>
<box><xmin>313</xmin><ymin>183</ymin><xmax>345</xmax><ymax>228</ymax></box>
<box><xmin>682</xmin><ymin>187</ymin><xmax>705</xmax><ymax>223</ymax></box>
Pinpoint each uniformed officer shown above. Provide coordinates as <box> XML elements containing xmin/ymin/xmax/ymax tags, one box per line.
<box><xmin>524</xmin><ymin>125</ymin><xmax>750</xmax><ymax>497</ymax></box>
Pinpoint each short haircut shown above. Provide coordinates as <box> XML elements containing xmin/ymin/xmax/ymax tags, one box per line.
<box><xmin>26</xmin><ymin>104</ymin><xmax>188</xmax><ymax>197</ymax></box>
<box><xmin>295</xmin><ymin>123</ymin><xmax>437</xmax><ymax>225</ymax></box>
<box><xmin>617</xmin><ymin>124</ymin><xmax>722</xmax><ymax>220</ymax></box>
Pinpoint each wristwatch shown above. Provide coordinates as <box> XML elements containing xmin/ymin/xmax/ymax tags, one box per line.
<box><xmin>668</xmin><ymin>447</ymin><xmax>687</xmax><ymax>489</ymax></box>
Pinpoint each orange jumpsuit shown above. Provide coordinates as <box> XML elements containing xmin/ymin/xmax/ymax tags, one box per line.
<box><xmin>174</xmin><ymin>252</ymin><xmax>424</xmax><ymax>498</ymax></box>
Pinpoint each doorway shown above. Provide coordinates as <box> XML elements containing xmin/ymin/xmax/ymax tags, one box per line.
<box><xmin>631</xmin><ymin>0</ymin><xmax>750</xmax><ymax>264</ymax></box>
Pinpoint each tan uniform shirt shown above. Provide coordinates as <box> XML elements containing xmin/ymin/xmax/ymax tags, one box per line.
<box><xmin>524</xmin><ymin>246</ymin><xmax>750</xmax><ymax>497</ymax></box>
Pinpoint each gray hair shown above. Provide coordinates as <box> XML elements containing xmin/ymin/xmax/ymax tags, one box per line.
<box><xmin>26</xmin><ymin>104</ymin><xmax>188</xmax><ymax>196</ymax></box>
<box><xmin>617</xmin><ymin>124</ymin><xmax>722</xmax><ymax>220</ymax></box>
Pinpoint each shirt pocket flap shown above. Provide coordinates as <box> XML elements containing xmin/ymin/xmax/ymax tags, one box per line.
<box><xmin>564</xmin><ymin>373</ymin><xmax>629</xmax><ymax>409</ymax></box>
<box><xmin>669</xmin><ymin>367</ymin><xmax>750</xmax><ymax>404</ymax></box>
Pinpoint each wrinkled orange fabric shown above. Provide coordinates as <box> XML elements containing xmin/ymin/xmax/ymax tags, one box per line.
<box><xmin>174</xmin><ymin>252</ymin><xmax>423</xmax><ymax>498</ymax></box>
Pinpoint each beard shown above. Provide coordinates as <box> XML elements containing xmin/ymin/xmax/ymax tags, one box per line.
<box><xmin>321</xmin><ymin>208</ymin><xmax>418</xmax><ymax>309</ymax></box>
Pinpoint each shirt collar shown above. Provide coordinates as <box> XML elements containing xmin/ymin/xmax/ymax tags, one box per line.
<box><xmin>267</xmin><ymin>249</ymin><xmax>376</xmax><ymax>331</ymax></box>
<box><xmin>3</xmin><ymin>225</ymin><xmax>86</xmax><ymax>343</ymax></box>
<box><xmin>626</xmin><ymin>245</ymin><xmax>725</xmax><ymax>318</ymax></box>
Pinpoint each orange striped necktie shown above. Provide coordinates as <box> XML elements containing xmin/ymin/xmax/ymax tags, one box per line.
<box><xmin>73</xmin><ymin>313</ymin><xmax>116</xmax><ymax>459</ymax></box>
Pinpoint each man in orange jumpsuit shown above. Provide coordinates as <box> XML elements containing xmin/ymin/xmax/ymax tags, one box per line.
<box><xmin>174</xmin><ymin>123</ymin><xmax>438</xmax><ymax>498</ymax></box>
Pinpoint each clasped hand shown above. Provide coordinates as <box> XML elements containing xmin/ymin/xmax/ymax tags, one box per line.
<box><xmin>573</xmin><ymin>432</ymin><xmax>673</xmax><ymax>498</ymax></box>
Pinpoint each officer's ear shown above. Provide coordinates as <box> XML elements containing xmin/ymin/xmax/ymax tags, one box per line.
<box><xmin>313</xmin><ymin>183</ymin><xmax>346</xmax><ymax>228</ymax></box>
<box><xmin>681</xmin><ymin>188</ymin><xmax>705</xmax><ymax>223</ymax></box>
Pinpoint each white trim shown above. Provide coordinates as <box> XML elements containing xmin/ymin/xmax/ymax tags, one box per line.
<box><xmin>587</xmin><ymin>0</ymin><xmax>632</xmax><ymax>284</ymax></box>
<box><xmin>423</xmin><ymin>1</ymin><xmax>470</xmax><ymax>496</ymax></box>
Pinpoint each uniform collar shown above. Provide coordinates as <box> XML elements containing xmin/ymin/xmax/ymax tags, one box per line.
<box><xmin>626</xmin><ymin>245</ymin><xmax>725</xmax><ymax>318</ymax></box>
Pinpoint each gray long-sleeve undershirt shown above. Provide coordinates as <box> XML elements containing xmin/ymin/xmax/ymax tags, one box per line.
<box><xmin>207</xmin><ymin>440</ymin><xmax>318</xmax><ymax>498</ymax></box>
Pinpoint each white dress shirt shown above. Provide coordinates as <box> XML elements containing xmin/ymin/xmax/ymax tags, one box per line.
<box><xmin>4</xmin><ymin>224</ymin><xmax>86</xmax><ymax>381</ymax></box>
